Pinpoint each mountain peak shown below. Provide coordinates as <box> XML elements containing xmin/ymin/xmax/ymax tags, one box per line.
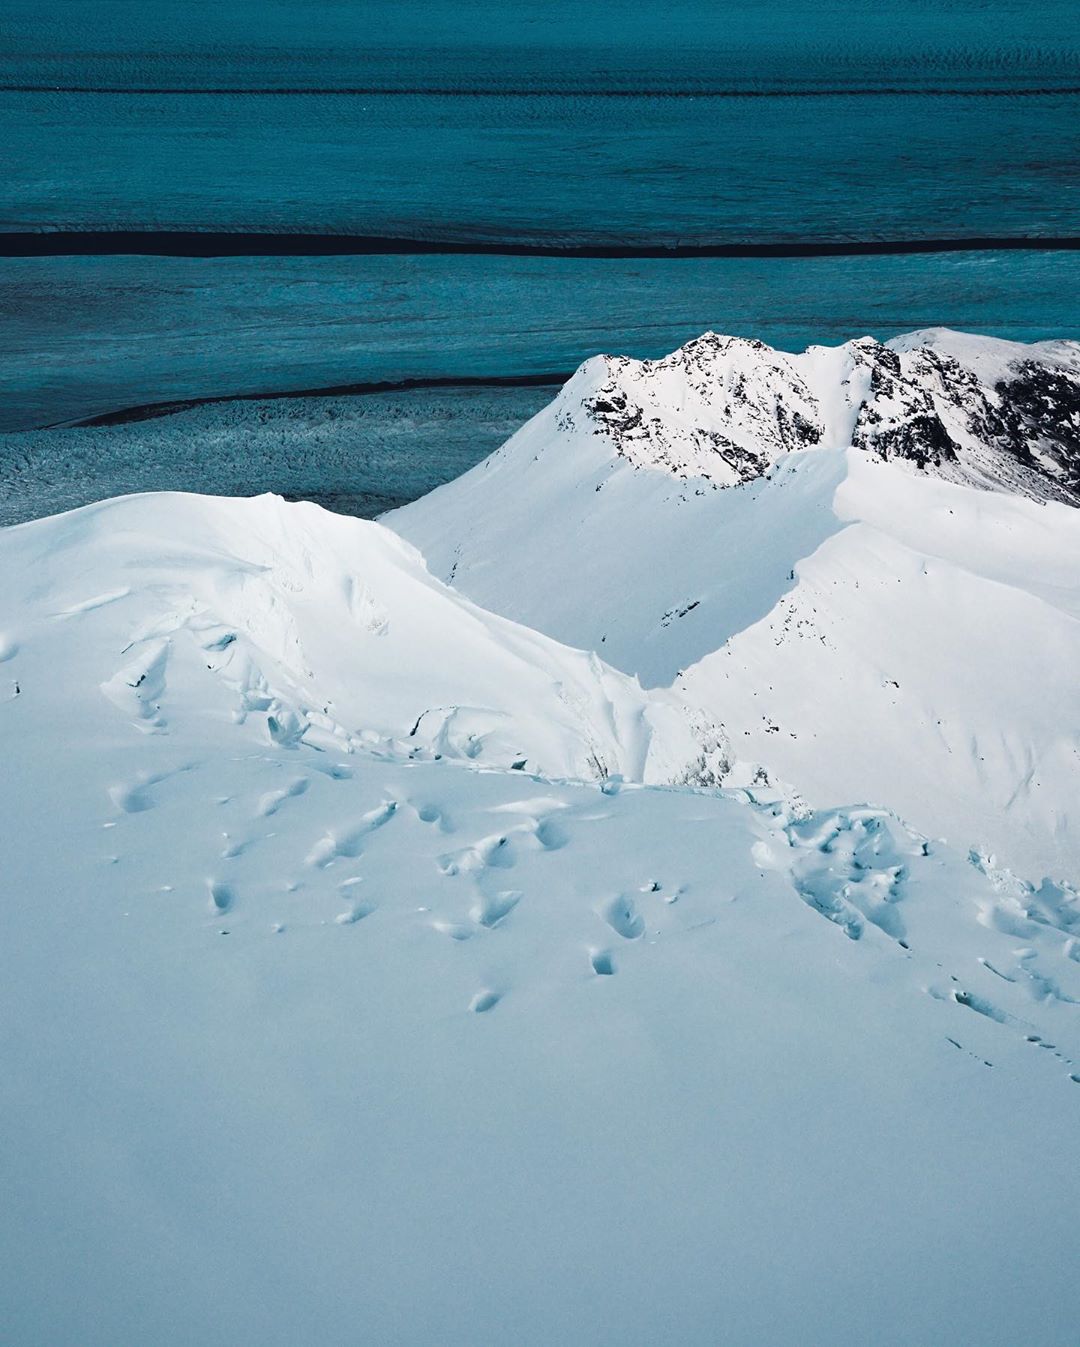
<box><xmin>554</xmin><ymin>329</ymin><xmax>1079</xmax><ymax>503</ymax></box>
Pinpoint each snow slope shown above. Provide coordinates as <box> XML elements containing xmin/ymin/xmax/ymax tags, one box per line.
<box><xmin>0</xmin><ymin>490</ymin><xmax>740</xmax><ymax>787</ymax></box>
<box><xmin>3</xmin><ymin>489</ymin><xmax>1080</xmax><ymax>1346</ymax></box>
<box><xmin>677</xmin><ymin>453</ymin><xmax>1080</xmax><ymax>881</ymax></box>
<box><xmin>457</xmin><ymin>328</ymin><xmax>1080</xmax><ymax>497</ymax></box>
<box><xmin>391</xmin><ymin>331</ymin><xmax>1080</xmax><ymax>879</ymax></box>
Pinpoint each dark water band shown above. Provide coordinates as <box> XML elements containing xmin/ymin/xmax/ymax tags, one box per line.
<box><xmin>3</xmin><ymin>84</ymin><xmax>1079</xmax><ymax>97</ymax></box>
<box><xmin>7</xmin><ymin>232</ymin><xmax>1080</xmax><ymax>260</ymax></box>
<box><xmin>54</xmin><ymin>374</ymin><xmax>572</xmax><ymax>429</ymax></box>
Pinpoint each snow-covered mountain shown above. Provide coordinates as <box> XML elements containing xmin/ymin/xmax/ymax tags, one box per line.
<box><xmin>391</xmin><ymin>330</ymin><xmax>1080</xmax><ymax>878</ymax></box>
<box><xmin>519</xmin><ymin>327</ymin><xmax>1080</xmax><ymax>499</ymax></box>
<box><xmin>6</xmin><ymin>575</ymin><xmax>1079</xmax><ymax>1344</ymax></box>
<box><xmin>5</xmin><ymin>330</ymin><xmax>1080</xmax><ymax>1346</ymax></box>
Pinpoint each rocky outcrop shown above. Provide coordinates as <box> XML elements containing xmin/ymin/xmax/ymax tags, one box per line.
<box><xmin>571</xmin><ymin>329</ymin><xmax>1080</xmax><ymax>503</ymax></box>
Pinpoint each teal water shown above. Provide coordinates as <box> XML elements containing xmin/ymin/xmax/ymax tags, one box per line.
<box><xmin>3</xmin><ymin>250</ymin><xmax>1078</xmax><ymax>429</ymax></box>
<box><xmin>5</xmin><ymin>0</ymin><xmax>1079</xmax><ymax>93</ymax></box>
<box><xmin>1</xmin><ymin>1</ymin><xmax>1077</xmax><ymax>447</ymax></box>
<box><xmin>5</xmin><ymin>88</ymin><xmax>1078</xmax><ymax>242</ymax></box>
<box><xmin>3</xmin><ymin>0</ymin><xmax>1079</xmax><ymax>240</ymax></box>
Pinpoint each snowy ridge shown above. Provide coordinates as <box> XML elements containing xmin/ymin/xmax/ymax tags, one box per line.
<box><xmin>546</xmin><ymin>328</ymin><xmax>1080</xmax><ymax>500</ymax></box>
<box><xmin>4</xmin><ymin>478</ymin><xmax>1080</xmax><ymax>1346</ymax></box>
<box><xmin>6</xmin><ymin>329</ymin><xmax>1080</xmax><ymax>1346</ymax></box>
<box><xmin>0</xmin><ymin>490</ymin><xmax>732</xmax><ymax>788</ymax></box>
<box><xmin>391</xmin><ymin>330</ymin><xmax>1080</xmax><ymax>879</ymax></box>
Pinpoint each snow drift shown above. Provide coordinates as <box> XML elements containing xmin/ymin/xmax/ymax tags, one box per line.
<box><xmin>0</xmin><ymin>489</ymin><xmax>730</xmax><ymax>787</ymax></box>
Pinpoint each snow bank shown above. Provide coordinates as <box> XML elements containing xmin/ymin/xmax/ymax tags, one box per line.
<box><xmin>0</xmin><ymin>489</ymin><xmax>732</xmax><ymax>786</ymax></box>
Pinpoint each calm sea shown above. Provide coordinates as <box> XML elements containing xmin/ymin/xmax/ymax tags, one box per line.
<box><xmin>2</xmin><ymin>0</ymin><xmax>1077</xmax><ymax>427</ymax></box>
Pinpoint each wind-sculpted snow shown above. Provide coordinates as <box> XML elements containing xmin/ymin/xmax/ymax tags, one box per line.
<box><xmin>0</xmin><ymin>491</ymin><xmax>733</xmax><ymax>789</ymax></box>
<box><xmin>3</xmin><ymin>494</ymin><xmax>1080</xmax><ymax>1343</ymax></box>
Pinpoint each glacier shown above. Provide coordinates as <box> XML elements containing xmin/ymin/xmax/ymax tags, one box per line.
<box><xmin>3</xmin><ymin>329</ymin><xmax>1080</xmax><ymax>1346</ymax></box>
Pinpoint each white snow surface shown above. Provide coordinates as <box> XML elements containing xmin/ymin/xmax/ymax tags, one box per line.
<box><xmin>392</xmin><ymin>331</ymin><xmax>1080</xmax><ymax>879</ymax></box>
<box><xmin>395</xmin><ymin>327</ymin><xmax>1079</xmax><ymax>495</ymax></box>
<box><xmin>891</xmin><ymin>325</ymin><xmax>1080</xmax><ymax>387</ymax></box>
<box><xmin>5</xmin><ymin>334</ymin><xmax>1080</xmax><ymax>1345</ymax></box>
<box><xmin>0</xmin><ymin>490</ymin><xmax>728</xmax><ymax>788</ymax></box>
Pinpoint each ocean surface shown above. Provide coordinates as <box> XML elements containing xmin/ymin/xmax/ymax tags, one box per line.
<box><xmin>4</xmin><ymin>251</ymin><xmax>1078</xmax><ymax>431</ymax></box>
<box><xmin>5</xmin><ymin>87</ymin><xmax>1079</xmax><ymax>243</ymax></box>
<box><xmin>1</xmin><ymin>0</ymin><xmax>1078</xmax><ymax>502</ymax></box>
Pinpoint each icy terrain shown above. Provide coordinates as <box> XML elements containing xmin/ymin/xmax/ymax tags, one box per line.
<box><xmin>0</xmin><ymin>385</ymin><xmax>550</xmax><ymax>525</ymax></box>
<box><xmin>3</xmin><ymin>330</ymin><xmax>1080</xmax><ymax>1344</ymax></box>
<box><xmin>393</xmin><ymin>329</ymin><xmax>1080</xmax><ymax>878</ymax></box>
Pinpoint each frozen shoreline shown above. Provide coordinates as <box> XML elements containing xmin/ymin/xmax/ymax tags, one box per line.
<box><xmin>0</xmin><ymin>385</ymin><xmax>553</xmax><ymax>527</ymax></box>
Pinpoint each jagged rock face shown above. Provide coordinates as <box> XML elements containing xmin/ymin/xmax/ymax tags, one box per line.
<box><xmin>997</xmin><ymin>363</ymin><xmax>1080</xmax><ymax>494</ymax></box>
<box><xmin>852</xmin><ymin>344</ymin><xmax>1080</xmax><ymax>499</ymax></box>
<box><xmin>851</xmin><ymin>345</ymin><xmax>962</xmax><ymax>469</ymax></box>
<box><xmin>581</xmin><ymin>333</ymin><xmax>822</xmax><ymax>483</ymax></box>
<box><xmin>571</xmin><ymin>329</ymin><xmax>1080</xmax><ymax>504</ymax></box>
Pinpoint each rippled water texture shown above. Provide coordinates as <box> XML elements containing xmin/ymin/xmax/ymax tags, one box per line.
<box><xmin>1</xmin><ymin>0</ymin><xmax>1077</xmax><ymax>491</ymax></box>
<box><xmin>4</xmin><ymin>0</ymin><xmax>1079</xmax><ymax>242</ymax></box>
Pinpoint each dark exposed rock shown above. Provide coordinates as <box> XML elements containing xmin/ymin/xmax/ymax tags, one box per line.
<box><xmin>574</xmin><ymin>331</ymin><xmax>1080</xmax><ymax>505</ymax></box>
<box><xmin>995</xmin><ymin>363</ymin><xmax>1080</xmax><ymax>491</ymax></box>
